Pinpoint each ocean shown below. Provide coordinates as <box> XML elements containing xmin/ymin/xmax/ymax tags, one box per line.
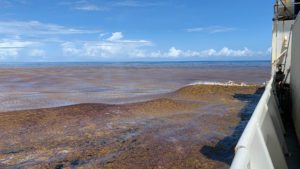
<box><xmin>0</xmin><ymin>61</ymin><xmax>270</xmax><ymax>112</ymax></box>
<box><xmin>0</xmin><ymin>61</ymin><xmax>270</xmax><ymax>168</ymax></box>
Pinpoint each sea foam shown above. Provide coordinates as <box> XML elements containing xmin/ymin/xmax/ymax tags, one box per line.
<box><xmin>187</xmin><ymin>80</ymin><xmax>262</xmax><ymax>87</ymax></box>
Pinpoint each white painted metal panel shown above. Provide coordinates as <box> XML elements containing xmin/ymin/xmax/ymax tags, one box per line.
<box><xmin>230</xmin><ymin>79</ymin><xmax>288</xmax><ymax>169</ymax></box>
<box><xmin>290</xmin><ymin>14</ymin><xmax>300</xmax><ymax>142</ymax></box>
<box><xmin>231</xmin><ymin>3</ymin><xmax>300</xmax><ymax>169</ymax></box>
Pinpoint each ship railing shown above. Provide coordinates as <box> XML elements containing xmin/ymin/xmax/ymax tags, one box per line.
<box><xmin>274</xmin><ymin>1</ymin><xmax>300</xmax><ymax>20</ymax></box>
<box><xmin>272</xmin><ymin>49</ymin><xmax>287</xmax><ymax>66</ymax></box>
<box><xmin>230</xmin><ymin>77</ymin><xmax>288</xmax><ymax>169</ymax></box>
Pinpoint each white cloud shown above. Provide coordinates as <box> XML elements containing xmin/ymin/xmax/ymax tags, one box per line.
<box><xmin>201</xmin><ymin>49</ymin><xmax>217</xmax><ymax>56</ymax></box>
<box><xmin>60</xmin><ymin>0</ymin><xmax>109</xmax><ymax>11</ymax></box>
<box><xmin>0</xmin><ymin>39</ymin><xmax>36</xmax><ymax>59</ymax></box>
<box><xmin>61</xmin><ymin>31</ymin><xmax>266</xmax><ymax>59</ymax></box>
<box><xmin>29</xmin><ymin>49</ymin><xmax>46</xmax><ymax>57</ymax></box>
<box><xmin>187</xmin><ymin>26</ymin><xmax>236</xmax><ymax>33</ymax></box>
<box><xmin>107</xmin><ymin>32</ymin><xmax>124</xmax><ymax>41</ymax></box>
<box><xmin>136</xmin><ymin>47</ymin><xmax>260</xmax><ymax>59</ymax></box>
<box><xmin>186</xmin><ymin>28</ymin><xmax>204</xmax><ymax>32</ymax></box>
<box><xmin>114</xmin><ymin>0</ymin><xmax>164</xmax><ymax>7</ymax></box>
<box><xmin>168</xmin><ymin>47</ymin><xmax>182</xmax><ymax>58</ymax></box>
<box><xmin>61</xmin><ymin>32</ymin><xmax>152</xmax><ymax>58</ymax></box>
<box><xmin>99</xmin><ymin>33</ymin><xmax>109</xmax><ymax>37</ymax></box>
<box><xmin>0</xmin><ymin>29</ymin><xmax>266</xmax><ymax>61</ymax></box>
<box><xmin>216</xmin><ymin>47</ymin><xmax>253</xmax><ymax>57</ymax></box>
<box><xmin>0</xmin><ymin>40</ymin><xmax>34</xmax><ymax>48</ymax></box>
<box><xmin>189</xmin><ymin>47</ymin><xmax>253</xmax><ymax>57</ymax></box>
<box><xmin>61</xmin><ymin>42</ymin><xmax>81</xmax><ymax>55</ymax></box>
<box><xmin>0</xmin><ymin>48</ymin><xmax>19</xmax><ymax>58</ymax></box>
<box><xmin>0</xmin><ymin>21</ymin><xmax>100</xmax><ymax>36</ymax></box>
<box><xmin>62</xmin><ymin>0</ymin><xmax>164</xmax><ymax>12</ymax></box>
<box><xmin>74</xmin><ymin>4</ymin><xmax>109</xmax><ymax>11</ymax></box>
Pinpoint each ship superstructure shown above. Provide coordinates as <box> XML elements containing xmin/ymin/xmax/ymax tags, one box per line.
<box><xmin>231</xmin><ymin>0</ymin><xmax>300</xmax><ymax>168</ymax></box>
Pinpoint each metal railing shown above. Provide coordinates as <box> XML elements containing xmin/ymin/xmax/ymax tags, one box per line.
<box><xmin>231</xmin><ymin>3</ymin><xmax>300</xmax><ymax>169</ymax></box>
<box><xmin>274</xmin><ymin>1</ymin><xmax>300</xmax><ymax>20</ymax></box>
<box><xmin>230</xmin><ymin>78</ymin><xmax>288</xmax><ymax>169</ymax></box>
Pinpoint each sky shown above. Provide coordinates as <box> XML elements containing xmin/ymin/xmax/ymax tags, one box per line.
<box><xmin>0</xmin><ymin>0</ymin><xmax>274</xmax><ymax>62</ymax></box>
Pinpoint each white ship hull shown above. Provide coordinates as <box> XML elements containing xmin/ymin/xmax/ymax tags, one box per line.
<box><xmin>231</xmin><ymin>1</ymin><xmax>300</xmax><ymax>168</ymax></box>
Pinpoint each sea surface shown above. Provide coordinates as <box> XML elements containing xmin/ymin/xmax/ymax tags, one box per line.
<box><xmin>0</xmin><ymin>61</ymin><xmax>270</xmax><ymax>168</ymax></box>
<box><xmin>0</xmin><ymin>61</ymin><xmax>270</xmax><ymax>112</ymax></box>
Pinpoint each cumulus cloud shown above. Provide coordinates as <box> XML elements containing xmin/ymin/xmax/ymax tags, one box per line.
<box><xmin>183</xmin><ymin>47</ymin><xmax>254</xmax><ymax>57</ymax></box>
<box><xmin>0</xmin><ymin>48</ymin><xmax>19</xmax><ymax>58</ymax></box>
<box><xmin>136</xmin><ymin>47</ymin><xmax>260</xmax><ymax>59</ymax></box>
<box><xmin>168</xmin><ymin>47</ymin><xmax>182</xmax><ymax>57</ymax></box>
<box><xmin>61</xmin><ymin>31</ymin><xmax>266</xmax><ymax>59</ymax></box>
<box><xmin>214</xmin><ymin>47</ymin><xmax>253</xmax><ymax>57</ymax></box>
<box><xmin>187</xmin><ymin>26</ymin><xmax>236</xmax><ymax>33</ymax></box>
<box><xmin>0</xmin><ymin>39</ymin><xmax>35</xmax><ymax>57</ymax></box>
<box><xmin>61</xmin><ymin>32</ymin><xmax>152</xmax><ymax>58</ymax></box>
<box><xmin>61</xmin><ymin>42</ymin><xmax>81</xmax><ymax>55</ymax></box>
<box><xmin>107</xmin><ymin>32</ymin><xmax>124</xmax><ymax>41</ymax></box>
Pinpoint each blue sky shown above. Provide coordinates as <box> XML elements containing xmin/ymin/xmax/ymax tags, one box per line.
<box><xmin>0</xmin><ymin>0</ymin><xmax>273</xmax><ymax>62</ymax></box>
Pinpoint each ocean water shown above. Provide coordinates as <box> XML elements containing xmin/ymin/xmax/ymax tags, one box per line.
<box><xmin>0</xmin><ymin>61</ymin><xmax>270</xmax><ymax>112</ymax></box>
<box><xmin>0</xmin><ymin>61</ymin><xmax>269</xmax><ymax>168</ymax></box>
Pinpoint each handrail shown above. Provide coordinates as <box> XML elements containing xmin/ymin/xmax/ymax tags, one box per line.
<box><xmin>279</xmin><ymin>0</ymin><xmax>294</xmax><ymax>15</ymax></box>
<box><xmin>272</xmin><ymin>49</ymin><xmax>287</xmax><ymax>66</ymax></box>
<box><xmin>274</xmin><ymin>2</ymin><xmax>300</xmax><ymax>9</ymax></box>
<box><xmin>234</xmin><ymin>78</ymin><xmax>273</xmax><ymax>149</ymax></box>
<box><xmin>230</xmin><ymin>12</ymin><xmax>300</xmax><ymax>169</ymax></box>
<box><xmin>230</xmin><ymin>77</ymin><xmax>288</xmax><ymax>169</ymax></box>
<box><xmin>231</xmin><ymin>4</ymin><xmax>300</xmax><ymax>169</ymax></box>
<box><xmin>274</xmin><ymin>2</ymin><xmax>300</xmax><ymax>20</ymax></box>
<box><xmin>273</xmin><ymin>11</ymin><xmax>299</xmax><ymax>74</ymax></box>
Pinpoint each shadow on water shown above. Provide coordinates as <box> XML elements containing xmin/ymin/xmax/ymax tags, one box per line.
<box><xmin>200</xmin><ymin>87</ymin><xmax>265</xmax><ymax>165</ymax></box>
